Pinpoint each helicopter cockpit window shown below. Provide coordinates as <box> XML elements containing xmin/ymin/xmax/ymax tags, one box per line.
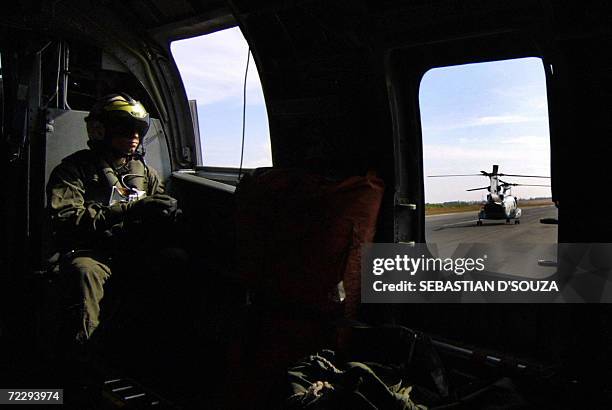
<box><xmin>171</xmin><ymin>27</ymin><xmax>272</xmax><ymax>169</ymax></box>
<box><xmin>419</xmin><ymin>57</ymin><xmax>556</xmax><ymax>278</ymax></box>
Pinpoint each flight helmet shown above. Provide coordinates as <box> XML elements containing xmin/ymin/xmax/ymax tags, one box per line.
<box><xmin>85</xmin><ymin>93</ymin><xmax>150</xmax><ymax>146</ymax></box>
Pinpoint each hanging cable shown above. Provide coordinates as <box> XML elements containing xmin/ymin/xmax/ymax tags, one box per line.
<box><xmin>62</xmin><ymin>41</ymin><xmax>72</xmax><ymax>110</ymax></box>
<box><xmin>55</xmin><ymin>42</ymin><xmax>61</xmax><ymax>108</ymax></box>
<box><xmin>238</xmin><ymin>47</ymin><xmax>251</xmax><ymax>181</ymax></box>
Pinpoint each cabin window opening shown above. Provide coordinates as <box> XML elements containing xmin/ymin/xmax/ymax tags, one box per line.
<box><xmin>419</xmin><ymin>57</ymin><xmax>556</xmax><ymax>278</ymax></box>
<box><xmin>171</xmin><ymin>27</ymin><xmax>272</xmax><ymax>168</ymax></box>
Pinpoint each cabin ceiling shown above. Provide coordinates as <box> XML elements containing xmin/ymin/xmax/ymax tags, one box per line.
<box><xmin>2</xmin><ymin>1</ymin><xmax>610</xmax><ymax>49</ymax></box>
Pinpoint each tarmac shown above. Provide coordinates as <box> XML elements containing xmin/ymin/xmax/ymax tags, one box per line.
<box><xmin>425</xmin><ymin>205</ymin><xmax>558</xmax><ymax>279</ymax></box>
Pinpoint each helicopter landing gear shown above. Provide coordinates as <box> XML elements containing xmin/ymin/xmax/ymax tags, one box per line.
<box><xmin>477</xmin><ymin>220</ymin><xmax>483</xmax><ymax>226</ymax></box>
<box><xmin>515</xmin><ymin>220</ymin><xmax>520</xmax><ymax>224</ymax></box>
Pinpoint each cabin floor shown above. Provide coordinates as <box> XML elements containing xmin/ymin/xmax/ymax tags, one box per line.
<box><xmin>3</xmin><ymin>276</ymin><xmax>612</xmax><ymax>410</ymax></box>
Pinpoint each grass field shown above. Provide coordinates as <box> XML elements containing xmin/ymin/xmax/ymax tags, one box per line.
<box><xmin>425</xmin><ymin>198</ymin><xmax>554</xmax><ymax>216</ymax></box>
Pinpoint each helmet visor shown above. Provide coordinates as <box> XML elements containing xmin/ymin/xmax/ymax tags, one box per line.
<box><xmin>105</xmin><ymin>117</ymin><xmax>150</xmax><ymax>139</ymax></box>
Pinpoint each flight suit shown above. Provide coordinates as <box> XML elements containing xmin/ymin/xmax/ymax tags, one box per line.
<box><xmin>47</xmin><ymin>149</ymin><xmax>166</xmax><ymax>344</ymax></box>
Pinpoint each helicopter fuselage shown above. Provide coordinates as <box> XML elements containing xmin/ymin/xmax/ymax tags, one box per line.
<box><xmin>478</xmin><ymin>195</ymin><xmax>522</xmax><ymax>224</ymax></box>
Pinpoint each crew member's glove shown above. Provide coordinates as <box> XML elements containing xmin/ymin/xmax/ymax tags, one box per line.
<box><xmin>126</xmin><ymin>194</ymin><xmax>179</xmax><ymax>221</ymax></box>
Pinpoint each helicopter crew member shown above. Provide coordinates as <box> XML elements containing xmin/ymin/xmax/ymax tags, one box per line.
<box><xmin>46</xmin><ymin>93</ymin><xmax>185</xmax><ymax>349</ymax></box>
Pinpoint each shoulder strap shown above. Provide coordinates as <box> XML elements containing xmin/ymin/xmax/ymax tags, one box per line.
<box><xmin>124</xmin><ymin>159</ymin><xmax>148</xmax><ymax>192</ymax></box>
<box><xmin>96</xmin><ymin>157</ymin><xmax>122</xmax><ymax>190</ymax></box>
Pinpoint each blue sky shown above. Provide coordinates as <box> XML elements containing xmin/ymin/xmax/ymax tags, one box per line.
<box><xmin>172</xmin><ymin>30</ymin><xmax>551</xmax><ymax>202</ymax></box>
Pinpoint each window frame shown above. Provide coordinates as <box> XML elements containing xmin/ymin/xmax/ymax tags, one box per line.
<box><xmin>385</xmin><ymin>33</ymin><xmax>557</xmax><ymax>247</ymax></box>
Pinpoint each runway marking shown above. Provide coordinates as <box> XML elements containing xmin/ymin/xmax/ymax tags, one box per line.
<box><xmin>432</xmin><ymin>219</ymin><xmax>478</xmax><ymax>231</ymax></box>
<box><xmin>435</xmin><ymin>219</ymin><xmax>479</xmax><ymax>229</ymax></box>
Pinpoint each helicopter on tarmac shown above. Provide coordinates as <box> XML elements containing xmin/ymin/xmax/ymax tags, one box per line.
<box><xmin>429</xmin><ymin>165</ymin><xmax>550</xmax><ymax>225</ymax></box>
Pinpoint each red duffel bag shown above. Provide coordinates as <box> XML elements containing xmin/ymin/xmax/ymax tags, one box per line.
<box><xmin>235</xmin><ymin>168</ymin><xmax>384</xmax><ymax>318</ymax></box>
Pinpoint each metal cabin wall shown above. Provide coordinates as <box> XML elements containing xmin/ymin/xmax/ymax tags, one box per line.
<box><xmin>554</xmin><ymin>37</ymin><xmax>612</xmax><ymax>243</ymax></box>
<box><xmin>229</xmin><ymin>0</ymin><xmax>394</xmax><ymax>176</ymax></box>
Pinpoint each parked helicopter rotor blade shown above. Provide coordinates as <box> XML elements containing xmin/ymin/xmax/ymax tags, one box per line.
<box><xmin>509</xmin><ymin>183</ymin><xmax>551</xmax><ymax>187</ymax></box>
<box><xmin>466</xmin><ymin>186</ymin><xmax>491</xmax><ymax>191</ymax></box>
<box><xmin>499</xmin><ymin>180</ymin><xmax>520</xmax><ymax>186</ymax></box>
<box><xmin>497</xmin><ymin>173</ymin><xmax>550</xmax><ymax>178</ymax></box>
<box><xmin>499</xmin><ymin>181</ymin><xmax>550</xmax><ymax>187</ymax></box>
<box><xmin>427</xmin><ymin>174</ymin><xmax>482</xmax><ymax>177</ymax></box>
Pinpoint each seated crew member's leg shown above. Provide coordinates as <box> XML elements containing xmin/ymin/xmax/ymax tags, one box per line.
<box><xmin>59</xmin><ymin>253</ymin><xmax>112</xmax><ymax>345</ymax></box>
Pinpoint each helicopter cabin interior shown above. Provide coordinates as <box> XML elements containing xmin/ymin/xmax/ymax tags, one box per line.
<box><xmin>2</xmin><ymin>0</ymin><xmax>612</xmax><ymax>408</ymax></box>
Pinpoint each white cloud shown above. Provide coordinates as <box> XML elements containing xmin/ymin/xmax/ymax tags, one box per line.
<box><xmin>423</xmin><ymin>114</ymin><xmax>545</xmax><ymax>132</ymax></box>
<box><xmin>529</xmin><ymin>96</ymin><xmax>548</xmax><ymax>110</ymax></box>
<box><xmin>500</xmin><ymin>135</ymin><xmax>549</xmax><ymax>147</ymax></box>
<box><xmin>474</xmin><ymin>115</ymin><xmax>531</xmax><ymax>125</ymax></box>
<box><xmin>201</xmin><ymin>133</ymin><xmax>272</xmax><ymax>168</ymax></box>
<box><xmin>171</xmin><ymin>27</ymin><xmax>266</xmax><ymax>106</ymax></box>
